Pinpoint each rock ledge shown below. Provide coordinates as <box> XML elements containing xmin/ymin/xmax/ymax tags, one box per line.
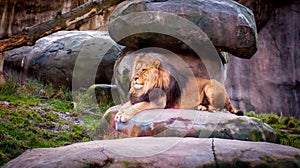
<box><xmin>103</xmin><ymin>107</ymin><xmax>279</xmax><ymax>143</ymax></box>
<box><xmin>4</xmin><ymin>137</ymin><xmax>300</xmax><ymax>168</ymax></box>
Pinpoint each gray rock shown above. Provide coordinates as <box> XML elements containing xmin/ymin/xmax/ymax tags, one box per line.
<box><xmin>101</xmin><ymin>106</ymin><xmax>279</xmax><ymax>143</ymax></box>
<box><xmin>4</xmin><ymin>31</ymin><xmax>120</xmax><ymax>88</ymax></box>
<box><xmin>109</xmin><ymin>0</ymin><xmax>258</xmax><ymax>58</ymax></box>
<box><xmin>4</xmin><ymin>137</ymin><xmax>300</xmax><ymax>168</ymax></box>
<box><xmin>225</xmin><ymin>1</ymin><xmax>300</xmax><ymax>117</ymax></box>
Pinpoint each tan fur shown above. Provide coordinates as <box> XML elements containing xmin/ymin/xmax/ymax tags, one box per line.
<box><xmin>115</xmin><ymin>56</ymin><xmax>243</xmax><ymax>122</ymax></box>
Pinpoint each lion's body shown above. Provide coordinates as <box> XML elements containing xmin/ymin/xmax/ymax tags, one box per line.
<box><xmin>115</xmin><ymin>56</ymin><xmax>243</xmax><ymax>122</ymax></box>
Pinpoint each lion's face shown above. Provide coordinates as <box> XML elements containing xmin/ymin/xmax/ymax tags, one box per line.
<box><xmin>129</xmin><ymin>56</ymin><xmax>169</xmax><ymax>102</ymax></box>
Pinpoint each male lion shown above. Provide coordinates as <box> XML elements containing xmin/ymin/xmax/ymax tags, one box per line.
<box><xmin>115</xmin><ymin>55</ymin><xmax>243</xmax><ymax>122</ymax></box>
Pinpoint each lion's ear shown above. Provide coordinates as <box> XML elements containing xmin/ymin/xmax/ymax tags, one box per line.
<box><xmin>153</xmin><ymin>59</ymin><xmax>161</xmax><ymax>68</ymax></box>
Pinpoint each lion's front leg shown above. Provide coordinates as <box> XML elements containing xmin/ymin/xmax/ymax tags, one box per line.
<box><xmin>115</xmin><ymin>101</ymin><xmax>165</xmax><ymax>122</ymax></box>
<box><xmin>115</xmin><ymin>88</ymin><xmax>167</xmax><ymax>122</ymax></box>
<box><xmin>115</xmin><ymin>102</ymin><xmax>150</xmax><ymax>122</ymax></box>
<box><xmin>115</xmin><ymin>101</ymin><xmax>131</xmax><ymax>122</ymax></box>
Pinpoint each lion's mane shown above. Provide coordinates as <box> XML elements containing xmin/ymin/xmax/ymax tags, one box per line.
<box><xmin>129</xmin><ymin>56</ymin><xmax>182</xmax><ymax>108</ymax></box>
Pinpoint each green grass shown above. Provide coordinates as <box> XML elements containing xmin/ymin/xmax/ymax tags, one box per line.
<box><xmin>246</xmin><ymin>112</ymin><xmax>300</xmax><ymax>148</ymax></box>
<box><xmin>0</xmin><ymin>80</ymin><xmax>91</xmax><ymax>166</ymax></box>
<box><xmin>72</xmin><ymin>87</ymin><xmax>113</xmax><ymax>139</ymax></box>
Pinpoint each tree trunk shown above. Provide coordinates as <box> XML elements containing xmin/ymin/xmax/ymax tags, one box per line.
<box><xmin>0</xmin><ymin>53</ymin><xmax>5</xmax><ymax>84</ymax></box>
<box><xmin>0</xmin><ymin>0</ymin><xmax>124</xmax><ymax>53</ymax></box>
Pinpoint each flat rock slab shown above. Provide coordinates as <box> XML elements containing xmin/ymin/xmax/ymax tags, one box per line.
<box><xmin>102</xmin><ymin>106</ymin><xmax>279</xmax><ymax>143</ymax></box>
<box><xmin>4</xmin><ymin>137</ymin><xmax>300</xmax><ymax>168</ymax></box>
<box><xmin>109</xmin><ymin>0</ymin><xmax>258</xmax><ymax>58</ymax></box>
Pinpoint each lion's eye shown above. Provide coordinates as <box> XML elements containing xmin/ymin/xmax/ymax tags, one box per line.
<box><xmin>142</xmin><ymin>69</ymin><xmax>146</xmax><ymax>72</ymax></box>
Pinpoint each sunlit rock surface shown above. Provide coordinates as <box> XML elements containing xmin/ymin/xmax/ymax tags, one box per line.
<box><xmin>4</xmin><ymin>137</ymin><xmax>300</xmax><ymax>168</ymax></box>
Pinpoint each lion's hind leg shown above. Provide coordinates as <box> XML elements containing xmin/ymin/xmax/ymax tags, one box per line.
<box><xmin>201</xmin><ymin>80</ymin><xmax>243</xmax><ymax>116</ymax></box>
<box><xmin>225</xmin><ymin>96</ymin><xmax>244</xmax><ymax>116</ymax></box>
<box><xmin>202</xmin><ymin>80</ymin><xmax>226</xmax><ymax>112</ymax></box>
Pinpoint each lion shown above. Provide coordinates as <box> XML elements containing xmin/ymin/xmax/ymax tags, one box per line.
<box><xmin>115</xmin><ymin>55</ymin><xmax>243</xmax><ymax>122</ymax></box>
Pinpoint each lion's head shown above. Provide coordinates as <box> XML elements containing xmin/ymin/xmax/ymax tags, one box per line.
<box><xmin>128</xmin><ymin>56</ymin><xmax>172</xmax><ymax>104</ymax></box>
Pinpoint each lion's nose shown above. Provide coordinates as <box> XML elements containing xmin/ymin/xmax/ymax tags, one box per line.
<box><xmin>134</xmin><ymin>77</ymin><xmax>139</xmax><ymax>81</ymax></box>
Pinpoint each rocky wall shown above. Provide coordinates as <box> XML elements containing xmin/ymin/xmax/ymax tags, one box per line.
<box><xmin>225</xmin><ymin>0</ymin><xmax>300</xmax><ymax>117</ymax></box>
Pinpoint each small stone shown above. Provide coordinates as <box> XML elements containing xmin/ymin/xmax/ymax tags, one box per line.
<box><xmin>0</xmin><ymin>101</ymin><xmax>9</xmax><ymax>107</ymax></box>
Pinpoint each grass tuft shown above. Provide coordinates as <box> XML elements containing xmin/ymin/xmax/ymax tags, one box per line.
<box><xmin>72</xmin><ymin>87</ymin><xmax>114</xmax><ymax>139</ymax></box>
<box><xmin>246</xmin><ymin>112</ymin><xmax>300</xmax><ymax>148</ymax></box>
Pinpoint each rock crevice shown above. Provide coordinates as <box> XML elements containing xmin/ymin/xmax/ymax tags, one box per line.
<box><xmin>211</xmin><ymin>138</ymin><xmax>220</xmax><ymax>168</ymax></box>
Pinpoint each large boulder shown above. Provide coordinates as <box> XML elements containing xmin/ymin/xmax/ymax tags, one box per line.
<box><xmin>109</xmin><ymin>0</ymin><xmax>258</xmax><ymax>58</ymax></box>
<box><xmin>4</xmin><ymin>31</ymin><xmax>120</xmax><ymax>88</ymax></box>
<box><xmin>100</xmin><ymin>106</ymin><xmax>279</xmax><ymax>143</ymax></box>
<box><xmin>4</xmin><ymin>137</ymin><xmax>300</xmax><ymax>168</ymax></box>
<box><xmin>225</xmin><ymin>1</ymin><xmax>300</xmax><ymax>117</ymax></box>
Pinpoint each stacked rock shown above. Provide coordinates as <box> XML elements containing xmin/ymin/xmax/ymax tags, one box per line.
<box><xmin>108</xmin><ymin>0</ymin><xmax>258</xmax><ymax>102</ymax></box>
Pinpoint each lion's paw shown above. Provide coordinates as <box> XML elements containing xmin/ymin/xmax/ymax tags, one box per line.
<box><xmin>115</xmin><ymin>111</ymin><xmax>132</xmax><ymax>122</ymax></box>
<box><xmin>196</xmin><ymin>105</ymin><xmax>208</xmax><ymax>111</ymax></box>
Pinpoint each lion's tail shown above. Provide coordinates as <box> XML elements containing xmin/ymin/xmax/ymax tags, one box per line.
<box><xmin>225</xmin><ymin>96</ymin><xmax>244</xmax><ymax>116</ymax></box>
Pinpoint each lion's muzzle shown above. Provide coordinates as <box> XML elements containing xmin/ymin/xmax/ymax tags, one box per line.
<box><xmin>134</xmin><ymin>83</ymin><xmax>143</xmax><ymax>89</ymax></box>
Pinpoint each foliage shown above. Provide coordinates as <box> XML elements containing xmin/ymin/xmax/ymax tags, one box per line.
<box><xmin>72</xmin><ymin>86</ymin><xmax>114</xmax><ymax>139</ymax></box>
<box><xmin>246</xmin><ymin>112</ymin><xmax>300</xmax><ymax>148</ymax></box>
